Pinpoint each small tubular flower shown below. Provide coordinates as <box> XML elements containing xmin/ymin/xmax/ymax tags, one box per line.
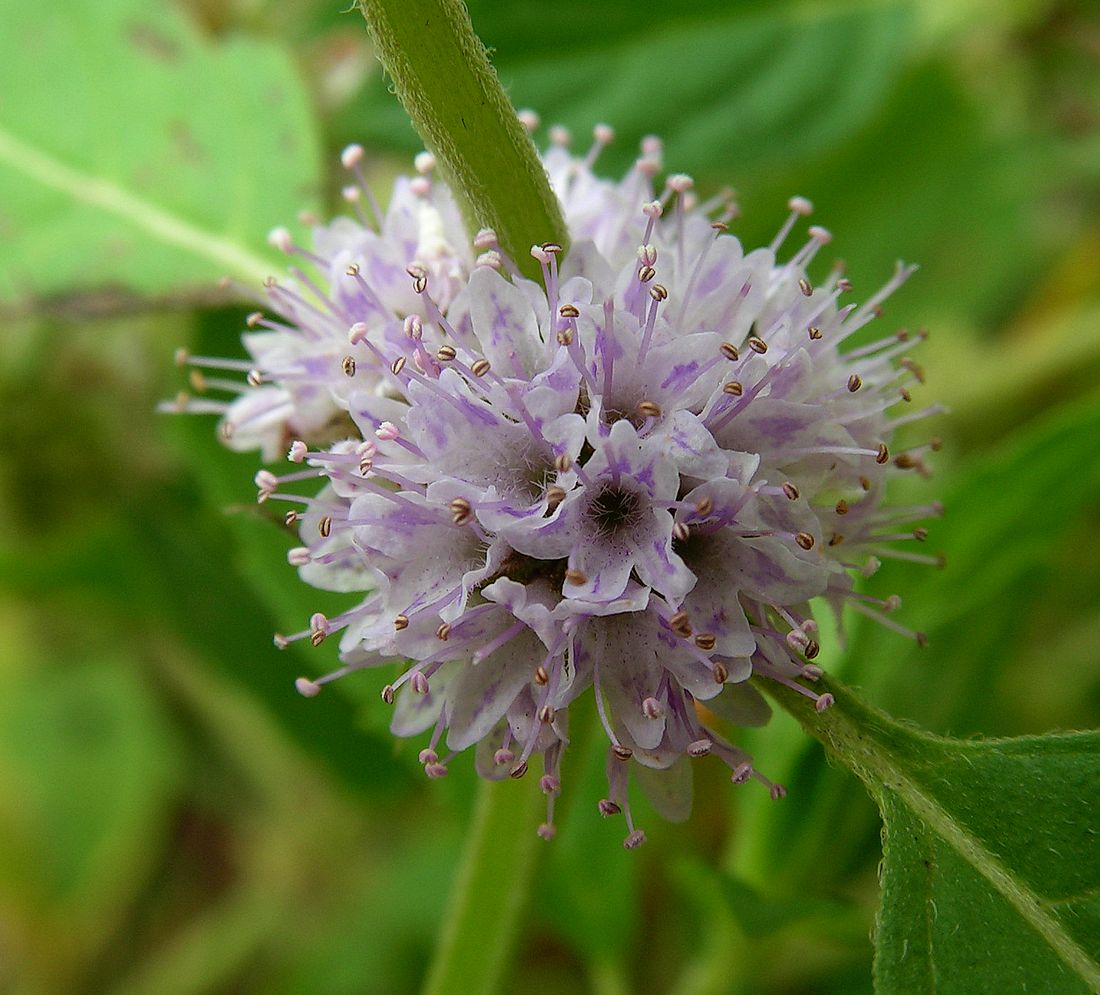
<box><xmin>169</xmin><ymin>123</ymin><xmax>941</xmax><ymax>847</ymax></box>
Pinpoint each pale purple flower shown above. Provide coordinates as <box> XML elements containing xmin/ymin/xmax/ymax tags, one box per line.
<box><xmin>170</xmin><ymin>121</ymin><xmax>942</xmax><ymax>846</ymax></box>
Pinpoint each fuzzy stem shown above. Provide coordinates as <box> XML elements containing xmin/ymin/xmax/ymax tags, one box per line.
<box><xmin>358</xmin><ymin>0</ymin><xmax>568</xmax><ymax>280</ymax></box>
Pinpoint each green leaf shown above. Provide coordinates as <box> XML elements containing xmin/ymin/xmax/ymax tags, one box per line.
<box><xmin>0</xmin><ymin>0</ymin><xmax>321</xmax><ymax>299</ymax></box>
<box><xmin>762</xmin><ymin>676</ymin><xmax>1100</xmax><ymax>995</ymax></box>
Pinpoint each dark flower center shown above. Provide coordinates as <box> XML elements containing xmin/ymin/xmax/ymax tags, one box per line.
<box><xmin>589</xmin><ymin>486</ymin><xmax>641</xmax><ymax>534</ymax></box>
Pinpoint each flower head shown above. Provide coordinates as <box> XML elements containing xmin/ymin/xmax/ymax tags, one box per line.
<box><xmin>170</xmin><ymin>122</ymin><xmax>942</xmax><ymax>846</ymax></box>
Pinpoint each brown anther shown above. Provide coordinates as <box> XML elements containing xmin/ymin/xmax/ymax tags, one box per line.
<box><xmin>916</xmin><ymin>632</ymin><xmax>929</xmax><ymax>649</ymax></box>
<box><xmin>901</xmin><ymin>358</ymin><xmax>926</xmax><ymax>383</ymax></box>
<box><xmin>556</xmin><ymin>328</ymin><xmax>574</xmax><ymax>346</ymax></box>
<box><xmin>723</xmin><ymin>380</ymin><xmax>744</xmax><ymax>396</ymax></box>
<box><xmin>798</xmin><ymin>277</ymin><xmax>813</xmax><ymax>297</ymax></box>
<box><xmin>638</xmin><ymin>265</ymin><xmax>656</xmax><ymax>283</ymax></box>
<box><xmin>900</xmin><ymin>388</ymin><xmax>912</xmax><ymax>402</ymax></box>
<box><xmin>804</xmin><ymin>640</ymin><xmax>821</xmax><ymax>660</ymax></box>
<box><xmin>875</xmin><ymin>443</ymin><xmax>890</xmax><ymax>464</ymax></box>
<box><xmin>510</xmin><ymin>761</ymin><xmax>529</xmax><ymax>779</ymax></box>
<box><xmin>534</xmin><ymin>665</ymin><xmax>550</xmax><ymax>687</ymax></box>
<box><xmin>559</xmin><ymin>303</ymin><xmax>581</xmax><ymax>318</ymax></box>
<box><xmin>747</xmin><ymin>336</ymin><xmax>768</xmax><ymax>354</ymax></box>
<box><xmin>828</xmin><ymin>532</ymin><xmax>844</xmax><ymax>546</ymax></box>
<box><xmin>847</xmin><ymin>374</ymin><xmax>862</xmax><ymax>392</ymax></box>
<box><xmin>342</xmin><ymin>356</ymin><xmax>357</xmax><ymax>377</ymax></box>
<box><xmin>695</xmin><ymin>495</ymin><xmax>714</xmax><ymax>517</ymax></box>
<box><xmin>247</xmin><ymin>369</ymin><xmax>264</xmax><ymax>387</ymax></box>
<box><xmin>470</xmin><ymin>358</ymin><xmax>491</xmax><ymax>377</ymax></box>
<box><xmin>669</xmin><ymin>610</ymin><xmax>692</xmax><ymax>638</ymax></box>
<box><xmin>637</xmin><ymin>400</ymin><xmax>662</xmax><ymax>419</ymax></box>
<box><xmin>564</xmin><ymin>568</ymin><xmax>587</xmax><ymax>586</ymax></box>
<box><xmin>393</xmin><ymin>614</ymin><xmax>409</xmax><ymax>631</ymax></box>
<box><xmin>712</xmin><ymin>662</ymin><xmax>729</xmax><ymax>684</ymax></box>
<box><xmin>897</xmin><ymin>328</ymin><xmax>910</xmax><ymax>341</ymax></box>
<box><xmin>345</xmin><ymin>263</ymin><xmax>360</xmax><ymax>276</ymax></box>
<box><xmin>449</xmin><ymin>497</ymin><xmax>473</xmax><ymax>525</ymax></box>
<box><xmin>808</xmin><ymin>326</ymin><xmax>823</xmax><ymax>340</ymax></box>
<box><xmin>859</xmin><ymin>476</ymin><xmax>872</xmax><ymax>491</ymax></box>
<box><xmin>390</xmin><ymin>356</ymin><xmax>407</xmax><ymax>376</ymax></box>
<box><xmin>795</xmin><ymin>531</ymin><xmax>815</xmax><ymax>550</ymax></box>
<box><xmin>837</xmin><ymin>277</ymin><xmax>853</xmax><ymax>292</ymax></box>
<box><xmin>284</xmin><ymin>510</ymin><xmax>299</xmax><ymax>527</ymax></box>
<box><xmin>835</xmin><ymin>499</ymin><xmax>849</xmax><ymax>515</ymax></box>
<box><xmin>412</xmin><ymin>275</ymin><xmax>427</xmax><ymax>294</ymax></box>
<box><xmin>436</xmin><ymin>344</ymin><xmax>457</xmax><ymax>362</ymax></box>
<box><xmin>711</xmin><ymin>221</ymin><xmax>729</xmax><ymax>231</ymax></box>
<box><xmin>672</xmin><ymin>522</ymin><xmax>690</xmax><ymax>542</ymax></box>
<box><xmin>538</xmin><ymin>705</ymin><xmax>555</xmax><ymax>724</ymax></box>
<box><xmin>545</xmin><ymin>485</ymin><xmax>567</xmax><ymax>510</ymax></box>
<box><xmin>719</xmin><ymin>342</ymin><xmax>740</xmax><ymax>361</ymax></box>
<box><xmin>930</xmin><ymin>436</ymin><xmax>943</xmax><ymax>451</ymax></box>
<box><xmin>187</xmin><ymin>370</ymin><xmax>207</xmax><ymax>394</ymax></box>
<box><xmin>694</xmin><ymin>633</ymin><xmax>717</xmax><ymax>652</ymax></box>
<box><xmin>612</xmin><ymin>744</ymin><xmax>633</xmax><ymax>761</ymax></box>
<box><xmin>649</xmin><ymin>283</ymin><xmax>668</xmax><ymax>302</ymax></box>
<box><xmin>318</xmin><ymin>516</ymin><xmax>332</xmax><ymax>538</ymax></box>
<box><xmin>894</xmin><ymin>454</ymin><xmax>917</xmax><ymax>469</ymax></box>
<box><xmin>913</xmin><ymin>527</ymin><xmax>929</xmax><ymax>542</ymax></box>
<box><xmin>782</xmin><ymin>482</ymin><xmax>800</xmax><ymax>501</ymax></box>
<box><xmin>554</xmin><ymin>453</ymin><xmax>573</xmax><ymax>473</ymax></box>
<box><xmin>541</xmin><ymin>242</ymin><xmax>563</xmax><ymax>254</ymax></box>
<box><xmin>246</xmin><ymin>311</ymin><xmax>264</xmax><ymax>328</ymax></box>
<box><xmin>436</xmin><ymin>622</ymin><xmax>451</xmax><ymax>641</ymax></box>
<box><xmin>310</xmin><ymin>630</ymin><xmax>326</xmax><ymax>647</ymax></box>
<box><xmin>381</xmin><ymin>685</ymin><xmax>396</xmax><ymax>704</ymax></box>
<box><xmin>873</xmin><ymin>304</ymin><xmax>884</xmax><ymax>317</ymax></box>
<box><xmin>359</xmin><ymin>459</ymin><xmax>373</xmax><ymax>475</ymax></box>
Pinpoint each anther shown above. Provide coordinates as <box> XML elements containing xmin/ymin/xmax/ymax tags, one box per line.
<box><xmin>510</xmin><ymin>761</ymin><xmax>529</xmax><ymax>779</ymax></box>
<box><xmin>449</xmin><ymin>497</ymin><xmax>473</xmax><ymax>526</ymax></box>
<box><xmin>598</xmin><ymin>799</ymin><xmax>622</xmax><ymax>817</ymax></box>
<box><xmin>669</xmin><ymin>610</ymin><xmax>692</xmax><ymax>638</ymax></box>
<box><xmin>559</xmin><ymin>303</ymin><xmax>580</xmax><ymax>318</ymax></box>
<box><xmin>815</xmin><ymin>693</ymin><xmax>835</xmax><ymax>713</ymax></box>
<box><xmin>687</xmin><ymin>739</ymin><xmax>712</xmax><ymax>757</ymax></box>
<box><xmin>436</xmin><ymin>344</ymin><xmax>457</xmax><ymax>362</ymax></box>
<box><xmin>273</xmin><ymin>634</ymin><xmax>289</xmax><ymax>650</ymax></box>
<box><xmin>284</xmin><ymin>510</ymin><xmax>298</xmax><ymax>527</ymax></box>
<box><xmin>672</xmin><ymin>522</ymin><xmax>690</xmax><ymax>542</ymax></box>
<box><xmin>795</xmin><ymin>532</ymin><xmax>815</xmax><ymax>550</ymax></box>
<box><xmin>564</xmin><ymin>568</ymin><xmax>587</xmax><ymax>586</ymax></box>
<box><xmin>538</xmin><ymin>705</ymin><xmax>555</xmax><ymax>724</ymax></box>
<box><xmin>695</xmin><ymin>496</ymin><xmax>714</xmax><ymax>517</ymax></box>
<box><xmin>720</xmin><ymin>342</ymin><xmax>740</xmax><ymax>361</ymax></box>
<box><xmin>694</xmin><ymin>633</ymin><xmax>717</xmax><ymax>651</ymax></box>
<box><xmin>638</xmin><ymin>265</ymin><xmax>656</xmax><ymax>283</ymax></box>
<box><xmin>894</xmin><ymin>454</ymin><xmax>917</xmax><ymax>469</ymax></box>
<box><xmin>829</xmin><ymin>533</ymin><xmax>844</xmax><ymax>546</ymax></box>
<box><xmin>808</xmin><ymin>326</ymin><xmax>823</xmax><ymax>340</ymax></box>
<box><xmin>310</xmin><ymin>630</ymin><xmax>326</xmax><ymax>648</ymax></box>
<box><xmin>612</xmin><ymin>744</ymin><xmax>633</xmax><ymax>761</ymax></box>
<box><xmin>712</xmin><ymin>662</ymin><xmax>729</xmax><ymax>683</ymax></box>
<box><xmin>342</xmin><ymin>356</ymin><xmax>357</xmax><ymax>377</ymax></box>
<box><xmin>554</xmin><ymin>453</ymin><xmax>573</xmax><ymax>473</ymax></box>
<box><xmin>436</xmin><ymin>623</ymin><xmax>451</xmax><ymax>641</ymax></box>
<box><xmin>541</xmin><ymin>242</ymin><xmax>563</xmax><ymax>255</ymax></box>
<box><xmin>798</xmin><ymin>278</ymin><xmax>813</xmax><ymax>297</ymax></box>
<box><xmin>623</xmin><ymin>829</ymin><xmax>647</xmax><ymax>850</ymax></box>
<box><xmin>876</xmin><ymin>444</ymin><xmax>890</xmax><ymax>464</ymax></box>
<box><xmin>804</xmin><ymin>640</ymin><xmax>821</xmax><ymax>660</ymax></box>
<box><xmin>534</xmin><ymin>665</ymin><xmax>549</xmax><ymax>686</ymax></box>
<box><xmin>847</xmin><ymin>374</ymin><xmax>862</xmax><ymax>392</ymax></box>
<box><xmin>318</xmin><ymin>516</ymin><xmax>332</xmax><ymax>538</ymax></box>
<box><xmin>411</xmin><ymin>672</ymin><xmax>430</xmax><ymax>695</ymax></box>
<box><xmin>642</xmin><ymin>696</ymin><xmax>663</xmax><ymax>719</ymax></box>
<box><xmin>246</xmin><ymin>311</ymin><xmax>264</xmax><ymax>328</ymax></box>
<box><xmin>394</xmin><ymin>614</ymin><xmax>410</xmax><ymax>631</ymax></box>
<box><xmin>390</xmin><ymin>356</ymin><xmax>407</xmax><ymax>376</ymax></box>
<box><xmin>556</xmin><ymin>328</ymin><xmax>574</xmax><ymax>346</ymax></box>
<box><xmin>381</xmin><ymin>684</ymin><xmax>396</xmax><ymax>704</ymax></box>
<box><xmin>782</xmin><ymin>482</ymin><xmax>800</xmax><ymax>501</ymax></box>
<box><xmin>545</xmin><ymin>485</ymin><xmax>567</xmax><ymax>510</ymax></box>
<box><xmin>295</xmin><ymin>677</ymin><xmax>322</xmax><ymax>698</ymax></box>
<box><xmin>287</xmin><ymin>547</ymin><xmax>311</xmax><ymax>566</ymax></box>
<box><xmin>649</xmin><ymin>283</ymin><xmax>668</xmax><ymax>302</ymax></box>
<box><xmin>723</xmin><ymin>381</ymin><xmax>743</xmax><ymax>396</ymax></box>
<box><xmin>246</xmin><ymin>369</ymin><xmax>264</xmax><ymax>387</ymax></box>
<box><xmin>747</xmin><ymin>336</ymin><xmax>768</xmax><ymax>354</ymax></box>
<box><xmin>835</xmin><ymin>499</ymin><xmax>849</xmax><ymax>515</ymax></box>
<box><xmin>470</xmin><ymin>358</ymin><xmax>491</xmax><ymax>377</ymax></box>
<box><xmin>913</xmin><ymin>527</ymin><xmax>929</xmax><ymax>542</ymax></box>
<box><xmin>637</xmin><ymin>400</ymin><xmax>662</xmax><ymax>419</ymax></box>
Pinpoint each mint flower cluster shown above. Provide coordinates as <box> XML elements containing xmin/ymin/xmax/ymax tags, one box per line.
<box><xmin>171</xmin><ymin>121</ymin><xmax>940</xmax><ymax>846</ymax></box>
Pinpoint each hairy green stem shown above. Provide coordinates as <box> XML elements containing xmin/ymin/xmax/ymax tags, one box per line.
<box><xmin>422</xmin><ymin>780</ymin><xmax>543</xmax><ymax>995</ymax></box>
<box><xmin>358</xmin><ymin>0</ymin><xmax>568</xmax><ymax>280</ymax></box>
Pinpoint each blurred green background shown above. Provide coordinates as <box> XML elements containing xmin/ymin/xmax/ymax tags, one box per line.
<box><xmin>1</xmin><ymin>0</ymin><xmax>1098</xmax><ymax>992</ymax></box>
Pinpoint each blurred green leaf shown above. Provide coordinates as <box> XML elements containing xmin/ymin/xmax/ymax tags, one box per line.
<box><xmin>0</xmin><ymin>0</ymin><xmax>321</xmax><ymax>300</ymax></box>
<box><xmin>764</xmin><ymin>677</ymin><xmax>1100</xmax><ymax>995</ymax></box>
<box><xmin>350</xmin><ymin>0</ymin><xmax>913</xmax><ymax>179</ymax></box>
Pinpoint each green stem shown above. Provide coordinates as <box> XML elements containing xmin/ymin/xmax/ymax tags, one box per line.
<box><xmin>358</xmin><ymin>0</ymin><xmax>568</xmax><ymax>280</ymax></box>
<box><xmin>422</xmin><ymin>780</ymin><xmax>543</xmax><ymax>995</ymax></box>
